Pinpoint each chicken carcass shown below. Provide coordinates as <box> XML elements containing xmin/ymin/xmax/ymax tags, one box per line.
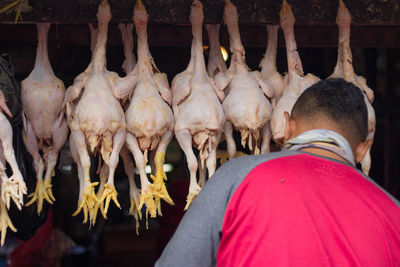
<box><xmin>124</xmin><ymin>0</ymin><xmax>174</xmax><ymax>221</ymax></box>
<box><xmin>206</xmin><ymin>24</ymin><xmax>227</xmax><ymax>79</ymax></box>
<box><xmin>0</xmin><ymin>92</ymin><xmax>26</xmax><ymax>211</ymax></box>
<box><xmin>64</xmin><ymin>0</ymin><xmax>136</xmax><ymax>222</ymax></box>
<box><xmin>21</xmin><ymin>23</ymin><xmax>68</xmax><ymax>214</ymax></box>
<box><xmin>329</xmin><ymin>0</ymin><xmax>375</xmax><ymax>175</ymax></box>
<box><xmin>260</xmin><ymin>25</ymin><xmax>285</xmax><ymax>106</ymax></box>
<box><xmin>215</xmin><ymin>0</ymin><xmax>274</xmax><ymax>158</ymax></box>
<box><xmin>271</xmin><ymin>0</ymin><xmax>320</xmax><ymax>144</ymax></box>
<box><xmin>0</xmin><ymin>93</ymin><xmax>26</xmax><ymax>245</ymax></box>
<box><xmin>172</xmin><ymin>0</ymin><xmax>225</xmax><ymax>209</ymax></box>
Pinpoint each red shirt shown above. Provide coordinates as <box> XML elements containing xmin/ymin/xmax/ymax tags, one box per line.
<box><xmin>217</xmin><ymin>154</ymin><xmax>400</xmax><ymax>266</ymax></box>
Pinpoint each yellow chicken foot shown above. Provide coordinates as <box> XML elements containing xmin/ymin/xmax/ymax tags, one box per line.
<box><xmin>1</xmin><ymin>178</ymin><xmax>25</xmax><ymax>210</ymax></box>
<box><xmin>0</xmin><ymin>199</ymin><xmax>16</xmax><ymax>246</ymax></box>
<box><xmin>156</xmin><ymin>197</ymin><xmax>163</xmax><ymax>216</ymax></box>
<box><xmin>151</xmin><ymin>174</ymin><xmax>174</xmax><ymax>206</ymax></box>
<box><xmin>129</xmin><ymin>195</ymin><xmax>142</xmax><ymax>218</ymax></box>
<box><xmin>139</xmin><ymin>190</ymin><xmax>157</xmax><ymax>230</ymax></box>
<box><xmin>151</xmin><ymin>151</ymin><xmax>174</xmax><ymax>206</ymax></box>
<box><xmin>44</xmin><ymin>170</ymin><xmax>56</xmax><ymax>202</ymax></box>
<box><xmin>217</xmin><ymin>150</ymin><xmax>248</xmax><ymax>165</ymax></box>
<box><xmin>98</xmin><ymin>184</ymin><xmax>121</xmax><ymax>217</ymax></box>
<box><xmin>91</xmin><ymin>172</ymin><xmax>108</xmax><ymax>225</ymax></box>
<box><xmin>184</xmin><ymin>192</ymin><xmax>199</xmax><ymax>211</ymax></box>
<box><xmin>130</xmin><ymin>196</ymin><xmax>142</xmax><ymax>235</ymax></box>
<box><xmin>91</xmin><ymin>190</ymin><xmax>106</xmax><ymax>226</ymax></box>
<box><xmin>26</xmin><ymin>180</ymin><xmax>53</xmax><ymax>214</ymax></box>
<box><xmin>72</xmin><ymin>181</ymin><xmax>99</xmax><ymax>224</ymax></box>
<box><xmin>184</xmin><ymin>181</ymin><xmax>201</xmax><ymax>210</ymax></box>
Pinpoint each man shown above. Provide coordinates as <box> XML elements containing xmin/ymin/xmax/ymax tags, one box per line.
<box><xmin>156</xmin><ymin>78</ymin><xmax>400</xmax><ymax>266</ymax></box>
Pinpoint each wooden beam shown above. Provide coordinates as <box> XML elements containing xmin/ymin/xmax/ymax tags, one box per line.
<box><xmin>0</xmin><ymin>0</ymin><xmax>399</xmax><ymax>25</ymax></box>
<box><xmin>1</xmin><ymin>24</ymin><xmax>400</xmax><ymax>48</ymax></box>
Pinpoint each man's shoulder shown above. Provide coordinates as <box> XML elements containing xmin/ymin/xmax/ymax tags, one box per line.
<box><xmin>220</xmin><ymin>150</ymin><xmax>301</xmax><ymax>176</ymax></box>
<box><xmin>205</xmin><ymin>150</ymin><xmax>302</xmax><ymax>198</ymax></box>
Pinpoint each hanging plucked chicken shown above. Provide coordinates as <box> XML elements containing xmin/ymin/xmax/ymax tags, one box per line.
<box><xmin>21</xmin><ymin>23</ymin><xmax>68</xmax><ymax>214</ymax></box>
<box><xmin>172</xmin><ymin>0</ymin><xmax>225</xmax><ymax>209</ymax></box>
<box><xmin>63</xmin><ymin>0</ymin><xmax>136</xmax><ymax>224</ymax></box>
<box><xmin>123</xmin><ymin>0</ymin><xmax>174</xmax><ymax>222</ymax></box>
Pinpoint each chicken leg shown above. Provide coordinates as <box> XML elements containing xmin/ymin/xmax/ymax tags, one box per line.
<box><xmin>70</xmin><ymin>130</ymin><xmax>98</xmax><ymax>224</ymax></box>
<box><xmin>0</xmin><ymin>112</ymin><xmax>27</xmax><ymax>210</ymax></box>
<box><xmin>120</xmin><ymin>146</ymin><xmax>141</xmax><ymax>233</ymax></box>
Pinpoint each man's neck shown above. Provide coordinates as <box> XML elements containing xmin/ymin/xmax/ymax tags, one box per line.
<box><xmin>300</xmin><ymin>147</ymin><xmax>348</xmax><ymax>164</ymax></box>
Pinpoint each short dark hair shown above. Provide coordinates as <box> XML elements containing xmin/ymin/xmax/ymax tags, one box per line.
<box><xmin>291</xmin><ymin>78</ymin><xmax>368</xmax><ymax>144</ymax></box>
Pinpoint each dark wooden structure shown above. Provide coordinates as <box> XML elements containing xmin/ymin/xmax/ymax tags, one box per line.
<box><xmin>0</xmin><ymin>0</ymin><xmax>398</xmax><ymax>194</ymax></box>
<box><xmin>0</xmin><ymin>0</ymin><xmax>400</xmax><ymax>25</ymax></box>
<box><xmin>1</xmin><ymin>0</ymin><xmax>400</xmax><ymax>47</ymax></box>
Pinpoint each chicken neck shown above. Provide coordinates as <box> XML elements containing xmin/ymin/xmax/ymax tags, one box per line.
<box><xmin>337</xmin><ymin>0</ymin><xmax>355</xmax><ymax>82</ymax></box>
<box><xmin>224</xmin><ymin>0</ymin><xmax>244</xmax><ymax>55</ymax></box>
<box><xmin>33</xmin><ymin>23</ymin><xmax>53</xmax><ymax>75</ymax></box>
<box><xmin>134</xmin><ymin>0</ymin><xmax>153</xmax><ymax>80</ymax></box>
<box><xmin>190</xmin><ymin>0</ymin><xmax>208</xmax><ymax>80</ymax></box>
<box><xmin>261</xmin><ymin>25</ymin><xmax>279</xmax><ymax>75</ymax></box>
<box><xmin>92</xmin><ymin>0</ymin><xmax>111</xmax><ymax>72</ymax></box>
<box><xmin>123</xmin><ymin>24</ymin><xmax>136</xmax><ymax>73</ymax></box>
<box><xmin>207</xmin><ymin>25</ymin><xmax>221</xmax><ymax>55</ymax></box>
<box><xmin>280</xmin><ymin>0</ymin><xmax>303</xmax><ymax>77</ymax></box>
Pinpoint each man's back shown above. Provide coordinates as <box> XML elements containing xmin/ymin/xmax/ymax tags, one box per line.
<box><xmin>156</xmin><ymin>151</ymin><xmax>400</xmax><ymax>267</ymax></box>
<box><xmin>217</xmin><ymin>153</ymin><xmax>400</xmax><ymax>266</ymax></box>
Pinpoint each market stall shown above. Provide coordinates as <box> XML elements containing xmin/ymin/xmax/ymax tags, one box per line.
<box><xmin>0</xmin><ymin>0</ymin><xmax>399</xmax><ymax>266</ymax></box>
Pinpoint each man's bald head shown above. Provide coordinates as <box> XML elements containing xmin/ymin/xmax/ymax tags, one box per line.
<box><xmin>291</xmin><ymin>78</ymin><xmax>368</xmax><ymax>146</ymax></box>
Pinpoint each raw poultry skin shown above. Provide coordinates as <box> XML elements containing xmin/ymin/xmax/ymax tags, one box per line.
<box><xmin>329</xmin><ymin>0</ymin><xmax>375</xmax><ymax>175</ymax></box>
<box><xmin>215</xmin><ymin>0</ymin><xmax>274</xmax><ymax>158</ymax></box>
<box><xmin>63</xmin><ymin>0</ymin><xmax>136</xmax><ymax>224</ymax></box>
<box><xmin>21</xmin><ymin>23</ymin><xmax>68</xmax><ymax>214</ymax></box>
<box><xmin>270</xmin><ymin>0</ymin><xmax>320</xmax><ymax>145</ymax></box>
<box><xmin>0</xmin><ymin>93</ymin><xmax>26</xmax><ymax>245</ymax></box>
<box><xmin>124</xmin><ymin>0</ymin><xmax>174</xmax><ymax>221</ymax></box>
<box><xmin>172</xmin><ymin>0</ymin><xmax>225</xmax><ymax>210</ymax></box>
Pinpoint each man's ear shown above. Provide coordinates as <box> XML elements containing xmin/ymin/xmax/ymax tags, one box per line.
<box><xmin>284</xmin><ymin>111</ymin><xmax>295</xmax><ymax>142</ymax></box>
<box><xmin>355</xmin><ymin>138</ymin><xmax>373</xmax><ymax>163</ymax></box>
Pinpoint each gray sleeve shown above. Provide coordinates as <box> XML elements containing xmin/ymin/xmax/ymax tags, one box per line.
<box><xmin>155</xmin><ymin>151</ymin><xmax>298</xmax><ymax>267</ymax></box>
<box><xmin>154</xmin><ymin>159</ymin><xmax>237</xmax><ymax>267</ymax></box>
